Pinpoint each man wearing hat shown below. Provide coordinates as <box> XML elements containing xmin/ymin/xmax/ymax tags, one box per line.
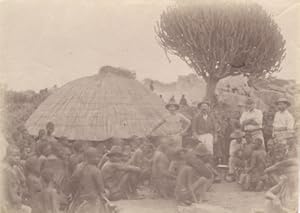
<box><xmin>150</xmin><ymin>97</ymin><xmax>191</xmax><ymax>148</ymax></box>
<box><xmin>240</xmin><ymin>98</ymin><xmax>265</xmax><ymax>149</ymax></box>
<box><xmin>191</xmin><ymin>101</ymin><xmax>216</xmax><ymax>154</ymax></box>
<box><xmin>272</xmin><ymin>97</ymin><xmax>295</xmax><ymax>143</ymax></box>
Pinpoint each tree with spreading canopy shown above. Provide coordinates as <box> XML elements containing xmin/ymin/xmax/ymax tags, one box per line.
<box><xmin>155</xmin><ymin>1</ymin><xmax>286</xmax><ymax>104</ymax></box>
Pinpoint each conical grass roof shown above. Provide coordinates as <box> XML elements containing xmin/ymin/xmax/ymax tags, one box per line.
<box><xmin>25</xmin><ymin>66</ymin><xmax>174</xmax><ymax>141</ymax></box>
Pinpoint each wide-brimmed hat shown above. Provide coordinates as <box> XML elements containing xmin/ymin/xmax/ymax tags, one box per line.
<box><xmin>107</xmin><ymin>145</ymin><xmax>124</xmax><ymax>157</ymax></box>
<box><xmin>230</xmin><ymin>129</ymin><xmax>245</xmax><ymax>139</ymax></box>
<box><xmin>165</xmin><ymin>98</ymin><xmax>179</xmax><ymax>110</ymax></box>
<box><xmin>275</xmin><ymin>97</ymin><xmax>291</xmax><ymax>107</ymax></box>
<box><xmin>195</xmin><ymin>143</ymin><xmax>211</xmax><ymax>157</ymax></box>
<box><xmin>197</xmin><ymin>100</ymin><xmax>210</xmax><ymax>108</ymax></box>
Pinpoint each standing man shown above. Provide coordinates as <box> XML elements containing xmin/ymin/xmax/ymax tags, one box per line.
<box><xmin>191</xmin><ymin>101</ymin><xmax>216</xmax><ymax>155</ymax></box>
<box><xmin>240</xmin><ymin>98</ymin><xmax>264</xmax><ymax>149</ymax></box>
<box><xmin>150</xmin><ymin>98</ymin><xmax>191</xmax><ymax>148</ymax></box>
<box><xmin>272</xmin><ymin>97</ymin><xmax>295</xmax><ymax>144</ymax></box>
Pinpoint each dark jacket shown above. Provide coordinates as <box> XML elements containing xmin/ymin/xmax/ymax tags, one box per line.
<box><xmin>192</xmin><ymin>112</ymin><xmax>216</xmax><ymax>135</ymax></box>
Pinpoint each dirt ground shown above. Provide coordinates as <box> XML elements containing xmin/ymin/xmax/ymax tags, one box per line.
<box><xmin>113</xmin><ymin>182</ymin><xmax>266</xmax><ymax>213</ymax></box>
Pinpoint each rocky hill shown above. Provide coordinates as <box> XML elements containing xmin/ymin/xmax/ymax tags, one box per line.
<box><xmin>143</xmin><ymin>74</ymin><xmax>298</xmax><ymax>113</ymax></box>
<box><xmin>144</xmin><ymin>73</ymin><xmax>206</xmax><ymax>105</ymax></box>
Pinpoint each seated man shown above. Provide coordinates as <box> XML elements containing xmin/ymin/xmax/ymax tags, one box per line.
<box><xmin>226</xmin><ymin>129</ymin><xmax>246</xmax><ymax>182</ymax></box>
<box><xmin>69</xmin><ymin>141</ymin><xmax>86</xmax><ymax>174</ymax></box>
<box><xmin>25</xmin><ymin>156</ymin><xmax>43</xmax><ymax>213</ymax></box>
<box><xmin>68</xmin><ymin>147</ymin><xmax>106</xmax><ymax>213</ymax></box>
<box><xmin>243</xmin><ymin>138</ymin><xmax>267</xmax><ymax>191</ymax></box>
<box><xmin>126</xmin><ymin>141</ymin><xmax>152</xmax><ymax>196</ymax></box>
<box><xmin>169</xmin><ymin>148</ymin><xmax>188</xmax><ymax>177</ymax></box>
<box><xmin>3</xmin><ymin>145</ymin><xmax>31</xmax><ymax>213</ymax></box>
<box><xmin>175</xmin><ymin>147</ymin><xmax>211</xmax><ymax>205</ymax></box>
<box><xmin>151</xmin><ymin>143</ymin><xmax>176</xmax><ymax>199</ymax></box>
<box><xmin>139</xmin><ymin>142</ymin><xmax>155</xmax><ymax>183</ymax></box>
<box><xmin>264</xmin><ymin>158</ymin><xmax>298</xmax><ymax>213</ymax></box>
<box><xmin>101</xmin><ymin>146</ymin><xmax>141</xmax><ymax>201</ymax></box>
<box><xmin>122</xmin><ymin>144</ymin><xmax>132</xmax><ymax>162</ymax></box>
<box><xmin>194</xmin><ymin>143</ymin><xmax>221</xmax><ymax>183</ymax></box>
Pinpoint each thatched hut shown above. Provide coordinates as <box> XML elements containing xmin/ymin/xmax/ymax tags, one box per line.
<box><xmin>25</xmin><ymin>66</ymin><xmax>173</xmax><ymax>141</ymax></box>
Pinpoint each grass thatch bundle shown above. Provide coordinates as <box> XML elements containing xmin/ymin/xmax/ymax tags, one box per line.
<box><xmin>25</xmin><ymin>66</ymin><xmax>173</xmax><ymax>141</ymax></box>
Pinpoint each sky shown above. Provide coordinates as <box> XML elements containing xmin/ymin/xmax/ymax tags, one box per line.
<box><xmin>0</xmin><ymin>0</ymin><xmax>299</xmax><ymax>91</ymax></box>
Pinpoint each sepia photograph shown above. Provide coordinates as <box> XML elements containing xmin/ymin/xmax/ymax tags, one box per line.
<box><xmin>0</xmin><ymin>0</ymin><xmax>299</xmax><ymax>212</ymax></box>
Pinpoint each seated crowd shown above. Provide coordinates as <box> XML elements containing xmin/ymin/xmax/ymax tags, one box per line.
<box><xmin>2</xmin><ymin>97</ymin><xmax>298</xmax><ymax>213</ymax></box>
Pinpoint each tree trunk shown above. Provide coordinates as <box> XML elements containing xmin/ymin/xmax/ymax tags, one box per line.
<box><xmin>205</xmin><ymin>78</ymin><xmax>219</xmax><ymax>105</ymax></box>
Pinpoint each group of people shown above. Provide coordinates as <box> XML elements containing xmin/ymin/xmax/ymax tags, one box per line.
<box><xmin>1</xmin><ymin>96</ymin><xmax>298</xmax><ymax>213</ymax></box>
<box><xmin>150</xmin><ymin>96</ymin><xmax>298</xmax><ymax>212</ymax></box>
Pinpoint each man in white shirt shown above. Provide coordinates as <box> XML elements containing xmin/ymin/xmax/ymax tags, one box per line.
<box><xmin>273</xmin><ymin>97</ymin><xmax>295</xmax><ymax>144</ymax></box>
<box><xmin>240</xmin><ymin>98</ymin><xmax>265</xmax><ymax>149</ymax></box>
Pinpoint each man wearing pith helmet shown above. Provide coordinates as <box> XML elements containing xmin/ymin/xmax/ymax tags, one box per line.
<box><xmin>240</xmin><ymin>98</ymin><xmax>265</xmax><ymax>149</ymax></box>
<box><xmin>272</xmin><ymin>97</ymin><xmax>295</xmax><ymax>143</ymax></box>
<box><xmin>150</xmin><ymin>97</ymin><xmax>191</xmax><ymax>148</ymax></box>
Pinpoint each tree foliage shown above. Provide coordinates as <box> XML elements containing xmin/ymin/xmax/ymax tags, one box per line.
<box><xmin>1</xmin><ymin>88</ymin><xmax>50</xmax><ymax>141</ymax></box>
<box><xmin>155</xmin><ymin>1</ymin><xmax>286</xmax><ymax>101</ymax></box>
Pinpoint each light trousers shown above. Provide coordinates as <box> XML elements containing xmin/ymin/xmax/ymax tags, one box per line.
<box><xmin>196</xmin><ymin>133</ymin><xmax>214</xmax><ymax>154</ymax></box>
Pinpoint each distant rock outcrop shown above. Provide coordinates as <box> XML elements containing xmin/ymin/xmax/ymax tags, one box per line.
<box><xmin>144</xmin><ymin>73</ymin><xmax>206</xmax><ymax>105</ymax></box>
<box><xmin>143</xmin><ymin>74</ymin><xmax>298</xmax><ymax>113</ymax></box>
